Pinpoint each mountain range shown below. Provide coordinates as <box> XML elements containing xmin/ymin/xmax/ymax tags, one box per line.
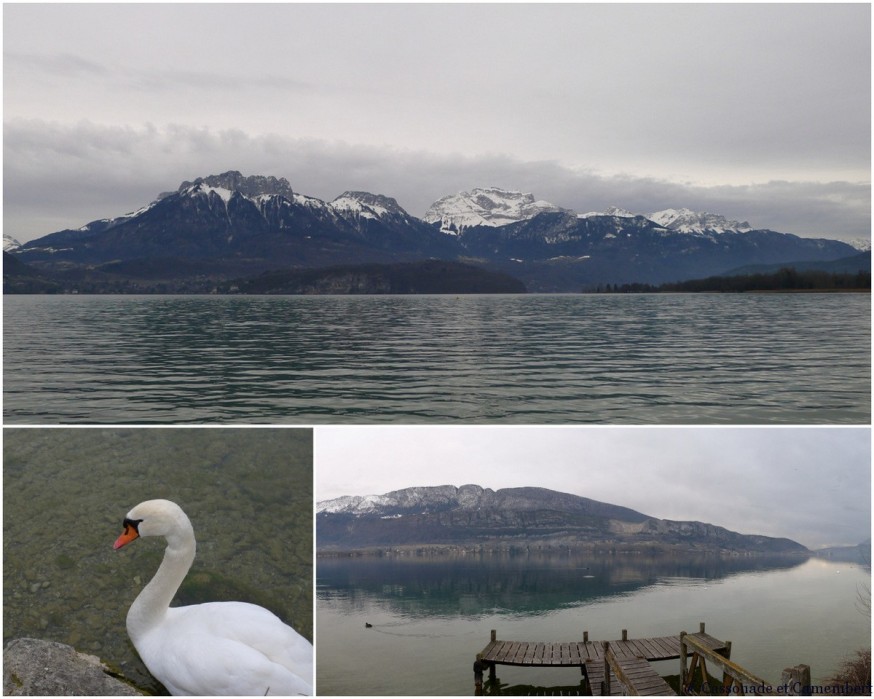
<box><xmin>316</xmin><ymin>484</ymin><xmax>809</xmax><ymax>555</ymax></box>
<box><xmin>5</xmin><ymin>171</ymin><xmax>865</xmax><ymax>292</ymax></box>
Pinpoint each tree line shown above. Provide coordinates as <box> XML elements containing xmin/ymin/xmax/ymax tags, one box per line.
<box><xmin>597</xmin><ymin>268</ymin><xmax>871</xmax><ymax>294</ymax></box>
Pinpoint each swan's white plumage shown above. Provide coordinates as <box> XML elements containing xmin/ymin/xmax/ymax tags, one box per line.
<box><xmin>115</xmin><ymin>499</ymin><xmax>313</xmax><ymax>696</ymax></box>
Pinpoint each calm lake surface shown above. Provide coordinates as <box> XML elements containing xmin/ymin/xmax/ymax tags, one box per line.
<box><xmin>3</xmin><ymin>293</ymin><xmax>870</xmax><ymax>424</ymax></box>
<box><xmin>2</xmin><ymin>428</ymin><xmax>313</xmax><ymax>694</ymax></box>
<box><xmin>316</xmin><ymin>553</ymin><xmax>871</xmax><ymax>695</ymax></box>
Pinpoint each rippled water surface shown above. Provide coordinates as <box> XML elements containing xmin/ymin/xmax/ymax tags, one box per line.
<box><xmin>3</xmin><ymin>428</ymin><xmax>313</xmax><ymax>694</ymax></box>
<box><xmin>4</xmin><ymin>293</ymin><xmax>870</xmax><ymax>423</ymax></box>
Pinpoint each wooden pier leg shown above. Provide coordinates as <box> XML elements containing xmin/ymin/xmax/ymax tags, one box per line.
<box><xmin>622</xmin><ymin>629</ymin><xmax>628</xmax><ymax>641</ymax></box>
<box><xmin>583</xmin><ymin>631</ymin><xmax>588</xmax><ymax>643</ymax></box>
<box><xmin>687</xmin><ymin>652</ymin><xmax>700</xmax><ymax>692</ymax></box>
<box><xmin>781</xmin><ymin>665</ymin><xmax>811</xmax><ymax>696</ymax></box>
<box><xmin>679</xmin><ymin>631</ymin><xmax>688</xmax><ymax>691</ymax></box>
<box><xmin>474</xmin><ymin>656</ymin><xmax>484</xmax><ymax>695</ymax></box>
<box><xmin>699</xmin><ymin>656</ymin><xmax>709</xmax><ymax>693</ymax></box>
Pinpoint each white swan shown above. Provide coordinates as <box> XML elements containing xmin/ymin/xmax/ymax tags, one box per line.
<box><xmin>113</xmin><ymin>499</ymin><xmax>313</xmax><ymax>696</ymax></box>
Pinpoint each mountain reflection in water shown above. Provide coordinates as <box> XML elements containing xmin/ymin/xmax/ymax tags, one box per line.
<box><xmin>317</xmin><ymin>551</ymin><xmax>807</xmax><ymax>618</ymax></box>
<box><xmin>316</xmin><ymin>553</ymin><xmax>869</xmax><ymax>696</ymax></box>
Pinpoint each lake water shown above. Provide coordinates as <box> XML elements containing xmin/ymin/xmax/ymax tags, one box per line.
<box><xmin>3</xmin><ymin>293</ymin><xmax>870</xmax><ymax>424</ymax></box>
<box><xmin>316</xmin><ymin>553</ymin><xmax>871</xmax><ymax>696</ymax></box>
<box><xmin>2</xmin><ymin>428</ymin><xmax>313</xmax><ymax>694</ymax></box>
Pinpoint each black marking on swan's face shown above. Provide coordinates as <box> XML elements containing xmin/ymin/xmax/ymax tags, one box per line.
<box><xmin>122</xmin><ymin>517</ymin><xmax>143</xmax><ymax>534</ymax></box>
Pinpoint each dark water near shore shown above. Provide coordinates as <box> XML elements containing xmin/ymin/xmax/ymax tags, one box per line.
<box><xmin>3</xmin><ymin>293</ymin><xmax>870</xmax><ymax>424</ymax></box>
<box><xmin>2</xmin><ymin>428</ymin><xmax>313</xmax><ymax>693</ymax></box>
<box><xmin>316</xmin><ymin>553</ymin><xmax>871</xmax><ymax>695</ymax></box>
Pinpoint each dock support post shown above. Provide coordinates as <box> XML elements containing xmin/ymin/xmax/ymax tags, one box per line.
<box><xmin>474</xmin><ymin>656</ymin><xmax>484</xmax><ymax>695</ymax></box>
<box><xmin>700</xmin><ymin>622</ymin><xmax>705</xmax><ymax>634</ymax></box>
<box><xmin>781</xmin><ymin>665</ymin><xmax>811</xmax><ymax>696</ymax></box>
<box><xmin>602</xmin><ymin>641</ymin><xmax>611</xmax><ymax>697</ymax></box>
<box><xmin>583</xmin><ymin>631</ymin><xmax>588</xmax><ymax>643</ymax></box>
<box><xmin>490</xmin><ymin>629</ymin><xmax>496</xmax><ymax>643</ymax></box>
<box><xmin>679</xmin><ymin>631</ymin><xmax>688</xmax><ymax>691</ymax></box>
<box><xmin>622</xmin><ymin>629</ymin><xmax>628</xmax><ymax>641</ymax></box>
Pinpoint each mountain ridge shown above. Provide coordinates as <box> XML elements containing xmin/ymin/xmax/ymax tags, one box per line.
<box><xmin>8</xmin><ymin>171</ymin><xmax>862</xmax><ymax>292</ymax></box>
<box><xmin>316</xmin><ymin>484</ymin><xmax>809</xmax><ymax>555</ymax></box>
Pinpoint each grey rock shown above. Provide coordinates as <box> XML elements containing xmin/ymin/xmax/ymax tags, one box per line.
<box><xmin>3</xmin><ymin>638</ymin><xmax>144</xmax><ymax>696</ymax></box>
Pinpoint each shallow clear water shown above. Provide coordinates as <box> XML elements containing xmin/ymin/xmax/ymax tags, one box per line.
<box><xmin>3</xmin><ymin>293</ymin><xmax>870</xmax><ymax>424</ymax></box>
<box><xmin>316</xmin><ymin>553</ymin><xmax>871</xmax><ymax>696</ymax></box>
<box><xmin>2</xmin><ymin>428</ymin><xmax>313</xmax><ymax>694</ymax></box>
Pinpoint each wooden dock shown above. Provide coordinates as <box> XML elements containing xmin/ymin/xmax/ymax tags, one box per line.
<box><xmin>475</xmin><ymin>624</ymin><xmax>729</xmax><ymax>696</ymax></box>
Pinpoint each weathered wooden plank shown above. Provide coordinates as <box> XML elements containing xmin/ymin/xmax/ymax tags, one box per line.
<box><xmin>695</xmin><ymin>631</ymin><xmax>728</xmax><ymax>653</ymax></box>
<box><xmin>651</xmin><ymin>636</ymin><xmax>680</xmax><ymax>658</ymax></box>
<box><xmin>612</xmin><ymin>656</ymin><xmax>676</xmax><ymax>696</ymax></box>
<box><xmin>495</xmin><ymin>641</ymin><xmax>515</xmax><ymax>662</ymax></box>
<box><xmin>523</xmin><ymin>642</ymin><xmax>537</xmax><ymax>664</ymax></box>
<box><xmin>585</xmin><ymin>661</ymin><xmax>622</xmax><ymax>696</ymax></box>
<box><xmin>628</xmin><ymin>645</ymin><xmax>647</xmax><ymax>659</ymax></box>
<box><xmin>638</xmin><ymin>637</ymin><xmax>669</xmax><ymax>659</ymax></box>
<box><xmin>569</xmin><ymin>642</ymin><xmax>583</xmax><ymax>665</ymax></box>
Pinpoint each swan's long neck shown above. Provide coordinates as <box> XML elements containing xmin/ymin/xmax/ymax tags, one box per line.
<box><xmin>127</xmin><ymin>523</ymin><xmax>195</xmax><ymax>642</ymax></box>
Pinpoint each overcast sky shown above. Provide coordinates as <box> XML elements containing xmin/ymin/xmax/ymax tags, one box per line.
<box><xmin>4</xmin><ymin>3</ymin><xmax>870</xmax><ymax>243</ymax></box>
<box><xmin>315</xmin><ymin>426</ymin><xmax>870</xmax><ymax>551</ymax></box>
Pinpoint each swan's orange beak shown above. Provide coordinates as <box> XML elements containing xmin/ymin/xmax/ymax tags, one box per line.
<box><xmin>113</xmin><ymin>521</ymin><xmax>140</xmax><ymax>550</ymax></box>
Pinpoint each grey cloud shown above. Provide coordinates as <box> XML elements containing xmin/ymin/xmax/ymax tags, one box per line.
<box><xmin>4</xmin><ymin>120</ymin><xmax>870</xmax><ymax>243</ymax></box>
<box><xmin>7</xmin><ymin>49</ymin><xmax>320</xmax><ymax>95</ymax></box>
<box><xmin>5</xmin><ymin>51</ymin><xmax>110</xmax><ymax>78</ymax></box>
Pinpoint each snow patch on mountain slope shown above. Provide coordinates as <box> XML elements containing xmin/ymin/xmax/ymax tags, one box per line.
<box><xmin>330</xmin><ymin>192</ymin><xmax>392</xmax><ymax>220</ymax></box>
<box><xmin>317</xmin><ymin>494</ymin><xmax>397</xmax><ymax>514</ymax></box>
<box><xmin>579</xmin><ymin>206</ymin><xmax>637</xmax><ymax>219</ymax></box>
<box><xmin>423</xmin><ymin>187</ymin><xmax>567</xmax><ymax>235</ymax></box>
<box><xmin>647</xmin><ymin>208</ymin><xmax>752</xmax><ymax>233</ymax></box>
<box><xmin>3</xmin><ymin>234</ymin><xmax>21</xmax><ymax>251</ymax></box>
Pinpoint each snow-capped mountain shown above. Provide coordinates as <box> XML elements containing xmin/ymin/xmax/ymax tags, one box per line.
<box><xmin>647</xmin><ymin>208</ymin><xmax>752</xmax><ymax>234</ymax></box>
<box><xmin>317</xmin><ymin>484</ymin><xmax>809</xmax><ymax>554</ymax></box>
<box><xmin>160</xmin><ymin>173</ymin><xmax>422</xmax><ymax>233</ymax></box>
<box><xmin>423</xmin><ymin>187</ymin><xmax>568</xmax><ymax>235</ymax></box>
<box><xmin>14</xmin><ymin>171</ymin><xmax>450</xmax><ymax>267</ymax></box>
<box><xmin>9</xmin><ymin>172</ymin><xmax>861</xmax><ymax>292</ymax></box>
<box><xmin>317</xmin><ymin>485</ymin><xmax>495</xmax><ymax>515</ymax></box>
<box><xmin>331</xmin><ymin>192</ymin><xmax>405</xmax><ymax>220</ymax></box>
<box><xmin>577</xmin><ymin>207</ymin><xmax>752</xmax><ymax>233</ymax></box>
<box><xmin>176</xmin><ymin>171</ymin><xmax>295</xmax><ymax>200</ymax></box>
<box><xmin>329</xmin><ymin>191</ymin><xmax>423</xmax><ymax>235</ymax></box>
<box><xmin>3</xmin><ymin>234</ymin><xmax>21</xmax><ymax>252</ymax></box>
